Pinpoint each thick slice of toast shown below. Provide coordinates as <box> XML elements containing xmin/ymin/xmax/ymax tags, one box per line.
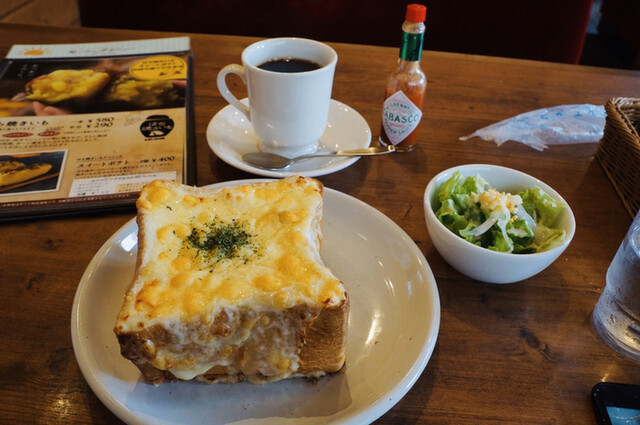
<box><xmin>114</xmin><ymin>176</ymin><xmax>349</xmax><ymax>384</ymax></box>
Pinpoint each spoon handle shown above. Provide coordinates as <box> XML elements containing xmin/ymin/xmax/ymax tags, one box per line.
<box><xmin>296</xmin><ymin>145</ymin><xmax>395</xmax><ymax>160</ymax></box>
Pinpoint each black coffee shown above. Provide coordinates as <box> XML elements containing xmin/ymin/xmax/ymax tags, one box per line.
<box><xmin>258</xmin><ymin>57</ymin><xmax>321</xmax><ymax>73</ymax></box>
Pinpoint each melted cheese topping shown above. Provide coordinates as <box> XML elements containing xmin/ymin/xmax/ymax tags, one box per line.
<box><xmin>115</xmin><ymin>176</ymin><xmax>345</xmax><ymax>380</ymax></box>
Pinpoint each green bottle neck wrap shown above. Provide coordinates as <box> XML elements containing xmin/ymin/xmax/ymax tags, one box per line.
<box><xmin>400</xmin><ymin>31</ymin><xmax>424</xmax><ymax>62</ymax></box>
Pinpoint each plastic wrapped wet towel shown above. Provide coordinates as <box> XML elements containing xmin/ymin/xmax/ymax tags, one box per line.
<box><xmin>460</xmin><ymin>104</ymin><xmax>606</xmax><ymax>151</ymax></box>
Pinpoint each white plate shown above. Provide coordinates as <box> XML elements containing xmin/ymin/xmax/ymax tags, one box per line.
<box><xmin>206</xmin><ymin>99</ymin><xmax>372</xmax><ymax>178</ymax></box>
<box><xmin>71</xmin><ymin>180</ymin><xmax>440</xmax><ymax>425</ymax></box>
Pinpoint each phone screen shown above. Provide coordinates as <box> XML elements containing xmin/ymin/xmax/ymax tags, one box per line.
<box><xmin>592</xmin><ymin>383</ymin><xmax>640</xmax><ymax>425</ymax></box>
<box><xmin>605</xmin><ymin>406</ymin><xmax>640</xmax><ymax>425</ymax></box>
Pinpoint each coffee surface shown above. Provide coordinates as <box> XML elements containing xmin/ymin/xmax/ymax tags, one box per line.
<box><xmin>258</xmin><ymin>58</ymin><xmax>321</xmax><ymax>73</ymax></box>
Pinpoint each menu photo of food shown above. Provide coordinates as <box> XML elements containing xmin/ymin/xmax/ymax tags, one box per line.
<box><xmin>0</xmin><ymin>150</ymin><xmax>65</xmax><ymax>195</ymax></box>
<box><xmin>0</xmin><ymin>37</ymin><xmax>194</xmax><ymax>220</ymax></box>
<box><xmin>0</xmin><ymin>55</ymin><xmax>188</xmax><ymax>116</ymax></box>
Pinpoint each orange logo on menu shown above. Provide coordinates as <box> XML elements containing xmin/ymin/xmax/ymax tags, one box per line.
<box><xmin>18</xmin><ymin>47</ymin><xmax>51</xmax><ymax>56</ymax></box>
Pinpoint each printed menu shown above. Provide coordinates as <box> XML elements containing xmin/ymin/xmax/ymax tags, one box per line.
<box><xmin>0</xmin><ymin>37</ymin><xmax>195</xmax><ymax>220</ymax></box>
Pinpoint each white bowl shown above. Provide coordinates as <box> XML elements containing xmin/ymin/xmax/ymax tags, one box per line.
<box><xmin>423</xmin><ymin>164</ymin><xmax>575</xmax><ymax>284</ymax></box>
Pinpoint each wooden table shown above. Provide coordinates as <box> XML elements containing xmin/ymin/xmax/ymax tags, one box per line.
<box><xmin>1</xmin><ymin>23</ymin><xmax>639</xmax><ymax>424</ymax></box>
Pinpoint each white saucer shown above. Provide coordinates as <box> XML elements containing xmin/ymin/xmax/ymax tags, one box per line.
<box><xmin>207</xmin><ymin>99</ymin><xmax>372</xmax><ymax>178</ymax></box>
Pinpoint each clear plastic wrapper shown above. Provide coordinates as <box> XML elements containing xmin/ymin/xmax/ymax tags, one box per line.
<box><xmin>460</xmin><ymin>104</ymin><xmax>606</xmax><ymax>151</ymax></box>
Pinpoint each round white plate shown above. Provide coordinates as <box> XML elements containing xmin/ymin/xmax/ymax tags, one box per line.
<box><xmin>71</xmin><ymin>180</ymin><xmax>440</xmax><ymax>425</ymax></box>
<box><xmin>206</xmin><ymin>99</ymin><xmax>372</xmax><ymax>178</ymax></box>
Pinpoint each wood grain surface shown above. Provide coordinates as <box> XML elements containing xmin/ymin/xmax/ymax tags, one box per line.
<box><xmin>1</xmin><ymin>23</ymin><xmax>639</xmax><ymax>424</ymax></box>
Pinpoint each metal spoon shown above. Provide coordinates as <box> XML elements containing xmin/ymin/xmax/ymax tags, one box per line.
<box><xmin>242</xmin><ymin>145</ymin><xmax>396</xmax><ymax>169</ymax></box>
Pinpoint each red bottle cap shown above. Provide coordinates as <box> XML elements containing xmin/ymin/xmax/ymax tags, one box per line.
<box><xmin>405</xmin><ymin>4</ymin><xmax>427</xmax><ymax>23</ymax></box>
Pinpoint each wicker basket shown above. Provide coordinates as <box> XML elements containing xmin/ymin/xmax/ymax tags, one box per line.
<box><xmin>596</xmin><ymin>97</ymin><xmax>640</xmax><ymax>219</ymax></box>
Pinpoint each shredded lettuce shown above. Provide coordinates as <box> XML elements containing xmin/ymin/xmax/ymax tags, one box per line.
<box><xmin>433</xmin><ymin>171</ymin><xmax>566</xmax><ymax>253</ymax></box>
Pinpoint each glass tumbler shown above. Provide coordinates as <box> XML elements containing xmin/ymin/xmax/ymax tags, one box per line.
<box><xmin>593</xmin><ymin>210</ymin><xmax>640</xmax><ymax>361</ymax></box>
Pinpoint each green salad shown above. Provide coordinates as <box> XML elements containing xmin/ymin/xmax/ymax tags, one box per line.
<box><xmin>434</xmin><ymin>171</ymin><xmax>567</xmax><ymax>253</ymax></box>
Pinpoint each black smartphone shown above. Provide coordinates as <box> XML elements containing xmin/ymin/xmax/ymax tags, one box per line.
<box><xmin>592</xmin><ymin>382</ymin><xmax>640</xmax><ymax>425</ymax></box>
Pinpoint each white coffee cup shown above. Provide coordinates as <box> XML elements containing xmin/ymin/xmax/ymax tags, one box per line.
<box><xmin>217</xmin><ymin>38</ymin><xmax>337</xmax><ymax>158</ymax></box>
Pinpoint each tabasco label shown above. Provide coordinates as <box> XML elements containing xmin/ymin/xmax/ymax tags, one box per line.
<box><xmin>381</xmin><ymin>90</ymin><xmax>422</xmax><ymax>145</ymax></box>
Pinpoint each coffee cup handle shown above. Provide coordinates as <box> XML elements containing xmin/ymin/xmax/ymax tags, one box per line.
<box><xmin>217</xmin><ymin>64</ymin><xmax>251</xmax><ymax>120</ymax></box>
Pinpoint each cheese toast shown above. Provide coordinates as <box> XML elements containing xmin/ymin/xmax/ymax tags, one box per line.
<box><xmin>114</xmin><ymin>176</ymin><xmax>349</xmax><ymax>385</ymax></box>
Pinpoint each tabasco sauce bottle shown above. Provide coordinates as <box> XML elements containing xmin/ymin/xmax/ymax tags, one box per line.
<box><xmin>379</xmin><ymin>3</ymin><xmax>427</xmax><ymax>152</ymax></box>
